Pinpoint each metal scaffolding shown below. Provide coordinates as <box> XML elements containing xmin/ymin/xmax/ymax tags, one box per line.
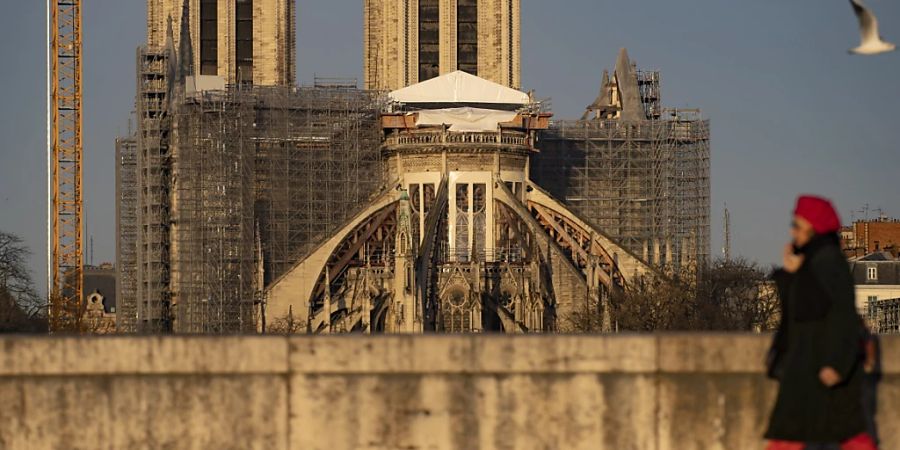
<box><xmin>253</xmin><ymin>86</ymin><xmax>385</xmax><ymax>285</ymax></box>
<box><xmin>533</xmin><ymin>60</ymin><xmax>710</xmax><ymax>268</ymax></box>
<box><xmin>119</xmin><ymin>70</ymin><xmax>385</xmax><ymax>332</ymax></box>
<box><xmin>169</xmin><ymin>89</ymin><xmax>258</xmax><ymax>333</ymax></box>
<box><xmin>134</xmin><ymin>46</ymin><xmax>173</xmax><ymax>333</ymax></box>
<box><xmin>115</xmin><ymin>135</ymin><xmax>138</xmax><ymax>332</ymax></box>
<box><xmin>868</xmin><ymin>297</ymin><xmax>900</xmax><ymax>334</ymax></box>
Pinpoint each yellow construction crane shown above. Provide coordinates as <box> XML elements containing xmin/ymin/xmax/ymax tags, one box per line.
<box><xmin>48</xmin><ymin>0</ymin><xmax>84</xmax><ymax>332</ymax></box>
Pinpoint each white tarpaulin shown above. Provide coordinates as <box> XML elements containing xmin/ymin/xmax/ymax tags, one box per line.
<box><xmin>414</xmin><ymin>107</ymin><xmax>519</xmax><ymax>132</ymax></box>
<box><xmin>390</xmin><ymin>71</ymin><xmax>530</xmax><ymax>105</ymax></box>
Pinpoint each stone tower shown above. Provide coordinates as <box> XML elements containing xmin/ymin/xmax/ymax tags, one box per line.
<box><xmin>364</xmin><ymin>0</ymin><xmax>521</xmax><ymax>91</ymax></box>
<box><xmin>146</xmin><ymin>0</ymin><xmax>296</xmax><ymax>85</ymax></box>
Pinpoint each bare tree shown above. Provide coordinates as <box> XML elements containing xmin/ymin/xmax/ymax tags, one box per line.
<box><xmin>266</xmin><ymin>306</ymin><xmax>306</xmax><ymax>334</ymax></box>
<box><xmin>601</xmin><ymin>259</ymin><xmax>780</xmax><ymax>333</ymax></box>
<box><xmin>693</xmin><ymin>258</ymin><xmax>780</xmax><ymax>331</ymax></box>
<box><xmin>612</xmin><ymin>267</ymin><xmax>698</xmax><ymax>332</ymax></box>
<box><xmin>567</xmin><ymin>298</ymin><xmax>605</xmax><ymax>333</ymax></box>
<box><xmin>0</xmin><ymin>231</ymin><xmax>47</xmax><ymax>332</ymax></box>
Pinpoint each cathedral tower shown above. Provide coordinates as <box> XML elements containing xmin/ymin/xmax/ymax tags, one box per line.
<box><xmin>364</xmin><ymin>0</ymin><xmax>520</xmax><ymax>91</ymax></box>
<box><xmin>147</xmin><ymin>0</ymin><xmax>296</xmax><ymax>85</ymax></box>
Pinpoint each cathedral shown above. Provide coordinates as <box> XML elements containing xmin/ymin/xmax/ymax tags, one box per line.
<box><xmin>265</xmin><ymin>72</ymin><xmax>651</xmax><ymax>333</ymax></box>
<box><xmin>118</xmin><ymin>1</ymin><xmax>706</xmax><ymax>334</ymax></box>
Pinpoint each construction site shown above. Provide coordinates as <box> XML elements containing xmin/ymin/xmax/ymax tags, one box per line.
<box><xmin>116</xmin><ymin>49</ymin><xmax>711</xmax><ymax>333</ymax></box>
<box><xmin>101</xmin><ymin>2</ymin><xmax>713</xmax><ymax>334</ymax></box>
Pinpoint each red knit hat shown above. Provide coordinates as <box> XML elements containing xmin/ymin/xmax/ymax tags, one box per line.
<box><xmin>794</xmin><ymin>195</ymin><xmax>841</xmax><ymax>234</ymax></box>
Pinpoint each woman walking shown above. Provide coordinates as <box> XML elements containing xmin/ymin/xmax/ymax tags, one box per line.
<box><xmin>765</xmin><ymin>195</ymin><xmax>877</xmax><ymax>450</ymax></box>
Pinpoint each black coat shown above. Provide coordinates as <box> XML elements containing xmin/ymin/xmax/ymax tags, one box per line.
<box><xmin>765</xmin><ymin>234</ymin><xmax>866</xmax><ymax>442</ymax></box>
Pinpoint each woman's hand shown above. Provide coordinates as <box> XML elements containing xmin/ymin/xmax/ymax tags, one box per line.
<box><xmin>783</xmin><ymin>243</ymin><xmax>804</xmax><ymax>273</ymax></box>
<box><xmin>819</xmin><ymin>366</ymin><xmax>841</xmax><ymax>387</ymax></box>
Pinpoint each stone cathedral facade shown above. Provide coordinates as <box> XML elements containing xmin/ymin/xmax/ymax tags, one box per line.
<box><xmin>265</xmin><ymin>72</ymin><xmax>650</xmax><ymax>333</ymax></box>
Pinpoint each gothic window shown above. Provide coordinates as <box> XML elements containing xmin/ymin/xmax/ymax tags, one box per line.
<box><xmin>457</xmin><ymin>0</ymin><xmax>478</xmax><ymax>75</ymax></box>
<box><xmin>200</xmin><ymin>0</ymin><xmax>218</xmax><ymax>75</ymax></box>
<box><xmin>423</xmin><ymin>183</ymin><xmax>435</xmax><ymax>215</ymax></box>
<box><xmin>410</xmin><ymin>184</ymin><xmax>421</xmax><ymax>210</ymax></box>
<box><xmin>443</xmin><ymin>290</ymin><xmax>473</xmax><ymax>332</ymax></box>
<box><xmin>419</xmin><ymin>0</ymin><xmax>440</xmax><ymax>81</ymax></box>
<box><xmin>473</xmin><ymin>183</ymin><xmax>486</xmax><ymax>260</ymax></box>
<box><xmin>235</xmin><ymin>0</ymin><xmax>253</xmax><ymax>84</ymax></box>
<box><xmin>455</xmin><ymin>184</ymin><xmax>469</xmax><ymax>260</ymax></box>
<box><xmin>456</xmin><ymin>183</ymin><xmax>470</xmax><ymax>212</ymax></box>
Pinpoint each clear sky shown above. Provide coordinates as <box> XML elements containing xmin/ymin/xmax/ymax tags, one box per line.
<box><xmin>2</xmin><ymin>1</ymin><xmax>899</xmax><ymax>293</ymax></box>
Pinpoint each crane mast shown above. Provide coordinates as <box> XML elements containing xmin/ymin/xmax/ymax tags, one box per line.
<box><xmin>49</xmin><ymin>0</ymin><xmax>84</xmax><ymax>332</ymax></box>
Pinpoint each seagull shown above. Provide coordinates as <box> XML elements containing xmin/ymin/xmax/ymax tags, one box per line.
<box><xmin>849</xmin><ymin>0</ymin><xmax>896</xmax><ymax>55</ymax></box>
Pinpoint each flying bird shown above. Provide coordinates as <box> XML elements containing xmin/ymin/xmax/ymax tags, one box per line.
<box><xmin>849</xmin><ymin>0</ymin><xmax>896</xmax><ymax>55</ymax></box>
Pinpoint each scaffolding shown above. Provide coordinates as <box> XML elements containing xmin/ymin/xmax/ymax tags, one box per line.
<box><xmin>636</xmin><ymin>70</ymin><xmax>661</xmax><ymax>119</ymax></box>
<box><xmin>532</xmin><ymin>51</ymin><xmax>710</xmax><ymax>268</ymax></box>
<box><xmin>115</xmin><ymin>135</ymin><xmax>138</xmax><ymax>332</ymax></box>
<box><xmin>170</xmin><ymin>89</ymin><xmax>258</xmax><ymax>333</ymax></box>
<box><xmin>252</xmin><ymin>86</ymin><xmax>385</xmax><ymax>285</ymax></box>
<box><xmin>135</xmin><ymin>46</ymin><xmax>173</xmax><ymax>332</ymax></box>
<box><xmin>120</xmin><ymin>67</ymin><xmax>386</xmax><ymax>333</ymax></box>
<box><xmin>868</xmin><ymin>297</ymin><xmax>900</xmax><ymax>334</ymax></box>
<box><xmin>534</xmin><ymin>112</ymin><xmax>710</xmax><ymax>267</ymax></box>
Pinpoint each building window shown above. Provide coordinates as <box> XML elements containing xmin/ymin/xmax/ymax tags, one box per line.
<box><xmin>418</xmin><ymin>0</ymin><xmax>440</xmax><ymax>82</ymax></box>
<box><xmin>236</xmin><ymin>0</ymin><xmax>253</xmax><ymax>84</ymax></box>
<box><xmin>200</xmin><ymin>0</ymin><xmax>218</xmax><ymax>75</ymax></box>
<box><xmin>867</xmin><ymin>266</ymin><xmax>878</xmax><ymax>281</ymax></box>
<box><xmin>457</xmin><ymin>0</ymin><xmax>478</xmax><ymax>75</ymax></box>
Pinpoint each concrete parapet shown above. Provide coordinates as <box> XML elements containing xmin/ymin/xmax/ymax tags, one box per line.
<box><xmin>0</xmin><ymin>334</ymin><xmax>896</xmax><ymax>449</ymax></box>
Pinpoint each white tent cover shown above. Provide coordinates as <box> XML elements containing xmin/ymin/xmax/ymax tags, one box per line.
<box><xmin>389</xmin><ymin>71</ymin><xmax>530</xmax><ymax>105</ymax></box>
<box><xmin>414</xmin><ymin>107</ymin><xmax>519</xmax><ymax>132</ymax></box>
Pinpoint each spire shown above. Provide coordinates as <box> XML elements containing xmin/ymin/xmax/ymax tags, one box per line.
<box><xmin>581</xmin><ymin>48</ymin><xmax>646</xmax><ymax>121</ymax></box>
<box><xmin>165</xmin><ymin>14</ymin><xmax>175</xmax><ymax>51</ymax></box>
<box><xmin>614</xmin><ymin>48</ymin><xmax>645</xmax><ymax>122</ymax></box>
<box><xmin>163</xmin><ymin>14</ymin><xmax>178</xmax><ymax>94</ymax></box>
<box><xmin>582</xmin><ymin>69</ymin><xmax>611</xmax><ymax>120</ymax></box>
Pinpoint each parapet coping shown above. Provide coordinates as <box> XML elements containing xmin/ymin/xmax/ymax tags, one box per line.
<box><xmin>0</xmin><ymin>334</ymin><xmax>896</xmax><ymax>376</ymax></box>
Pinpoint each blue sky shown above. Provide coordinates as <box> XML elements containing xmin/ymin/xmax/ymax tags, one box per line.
<box><xmin>2</xmin><ymin>0</ymin><xmax>899</xmax><ymax>292</ymax></box>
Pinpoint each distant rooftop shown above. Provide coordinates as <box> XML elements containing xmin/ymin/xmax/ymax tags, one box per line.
<box><xmin>852</xmin><ymin>252</ymin><xmax>898</xmax><ymax>262</ymax></box>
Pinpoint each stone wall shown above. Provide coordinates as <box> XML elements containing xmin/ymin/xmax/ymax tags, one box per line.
<box><xmin>0</xmin><ymin>335</ymin><xmax>896</xmax><ymax>450</ymax></box>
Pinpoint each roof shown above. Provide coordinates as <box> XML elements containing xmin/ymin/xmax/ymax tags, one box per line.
<box><xmin>853</xmin><ymin>252</ymin><xmax>897</xmax><ymax>262</ymax></box>
<box><xmin>84</xmin><ymin>267</ymin><xmax>116</xmax><ymax>313</ymax></box>
<box><xmin>850</xmin><ymin>258</ymin><xmax>900</xmax><ymax>285</ymax></box>
<box><xmin>389</xmin><ymin>71</ymin><xmax>530</xmax><ymax>106</ymax></box>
